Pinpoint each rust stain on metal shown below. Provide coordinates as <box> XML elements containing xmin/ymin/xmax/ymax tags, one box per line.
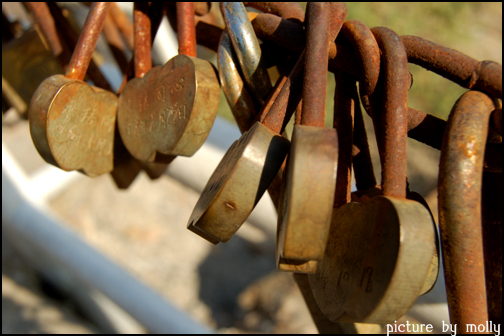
<box><xmin>66</xmin><ymin>2</ymin><xmax>110</xmax><ymax>81</ymax></box>
<box><xmin>401</xmin><ymin>35</ymin><xmax>502</xmax><ymax>98</ymax></box>
<box><xmin>370</xmin><ymin>27</ymin><xmax>409</xmax><ymax>199</ymax></box>
<box><xmin>176</xmin><ymin>3</ymin><xmax>197</xmax><ymax>57</ymax></box>
<box><xmin>438</xmin><ymin>90</ymin><xmax>494</xmax><ymax>329</ymax></box>
<box><xmin>243</xmin><ymin>2</ymin><xmax>305</xmax><ymax>23</ymax></box>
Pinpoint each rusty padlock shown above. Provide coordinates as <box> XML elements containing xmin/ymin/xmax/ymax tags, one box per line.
<box><xmin>307</xmin><ymin>27</ymin><xmax>438</xmax><ymax>323</ymax></box>
<box><xmin>29</xmin><ymin>2</ymin><xmax>116</xmax><ymax>177</ymax></box>
<box><xmin>276</xmin><ymin>2</ymin><xmax>345</xmax><ymax>274</ymax></box>
<box><xmin>438</xmin><ymin>91</ymin><xmax>497</xmax><ymax>329</ymax></box>
<box><xmin>117</xmin><ymin>2</ymin><xmax>220</xmax><ymax>163</ymax></box>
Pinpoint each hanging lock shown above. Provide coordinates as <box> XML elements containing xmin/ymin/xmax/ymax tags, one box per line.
<box><xmin>29</xmin><ymin>3</ymin><xmax>116</xmax><ymax>177</ymax></box>
<box><xmin>308</xmin><ymin>27</ymin><xmax>438</xmax><ymax>323</ymax></box>
<box><xmin>117</xmin><ymin>2</ymin><xmax>220</xmax><ymax>162</ymax></box>
<box><xmin>277</xmin><ymin>2</ymin><xmax>347</xmax><ymax>274</ymax></box>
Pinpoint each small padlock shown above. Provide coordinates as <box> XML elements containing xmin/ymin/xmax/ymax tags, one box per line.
<box><xmin>29</xmin><ymin>2</ymin><xmax>116</xmax><ymax>177</ymax></box>
<box><xmin>117</xmin><ymin>2</ymin><xmax>220</xmax><ymax>162</ymax></box>
<box><xmin>276</xmin><ymin>2</ymin><xmax>345</xmax><ymax>274</ymax></box>
<box><xmin>307</xmin><ymin>27</ymin><xmax>438</xmax><ymax>323</ymax></box>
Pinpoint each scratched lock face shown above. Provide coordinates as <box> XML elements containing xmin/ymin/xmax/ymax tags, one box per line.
<box><xmin>29</xmin><ymin>75</ymin><xmax>116</xmax><ymax>177</ymax></box>
<box><xmin>307</xmin><ymin>196</ymin><xmax>436</xmax><ymax>323</ymax></box>
<box><xmin>117</xmin><ymin>54</ymin><xmax>220</xmax><ymax>161</ymax></box>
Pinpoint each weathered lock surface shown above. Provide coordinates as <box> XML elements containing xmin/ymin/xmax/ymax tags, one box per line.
<box><xmin>29</xmin><ymin>2</ymin><xmax>116</xmax><ymax>177</ymax></box>
<box><xmin>188</xmin><ymin>121</ymin><xmax>289</xmax><ymax>244</ymax></box>
<box><xmin>307</xmin><ymin>26</ymin><xmax>438</xmax><ymax>323</ymax></box>
<box><xmin>2</xmin><ymin>29</ymin><xmax>64</xmax><ymax>116</ymax></box>
<box><xmin>117</xmin><ymin>2</ymin><xmax>220</xmax><ymax>162</ymax></box>
<box><xmin>276</xmin><ymin>2</ymin><xmax>346</xmax><ymax>274</ymax></box>
<box><xmin>188</xmin><ymin>3</ymin><xmax>295</xmax><ymax>244</ymax></box>
<box><xmin>118</xmin><ymin>55</ymin><xmax>219</xmax><ymax>161</ymax></box>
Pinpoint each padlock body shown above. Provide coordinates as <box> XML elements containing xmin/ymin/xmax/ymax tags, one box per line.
<box><xmin>307</xmin><ymin>196</ymin><xmax>437</xmax><ymax>323</ymax></box>
<box><xmin>117</xmin><ymin>54</ymin><xmax>220</xmax><ymax>162</ymax></box>
<box><xmin>29</xmin><ymin>75</ymin><xmax>116</xmax><ymax>177</ymax></box>
<box><xmin>277</xmin><ymin>125</ymin><xmax>338</xmax><ymax>273</ymax></box>
<box><xmin>188</xmin><ymin>122</ymin><xmax>290</xmax><ymax>244</ymax></box>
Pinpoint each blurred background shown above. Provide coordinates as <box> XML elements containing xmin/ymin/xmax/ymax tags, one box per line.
<box><xmin>2</xmin><ymin>2</ymin><xmax>502</xmax><ymax>333</ymax></box>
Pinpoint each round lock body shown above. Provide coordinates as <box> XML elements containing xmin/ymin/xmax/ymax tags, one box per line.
<box><xmin>307</xmin><ymin>196</ymin><xmax>437</xmax><ymax>323</ymax></box>
<box><xmin>117</xmin><ymin>55</ymin><xmax>220</xmax><ymax>162</ymax></box>
<box><xmin>188</xmin><ymin>122</ymin><xmax>290</xmax><ymax>244</ymax></box>
<box><xmin>29</xmin><ymin>75</ymin><xmax>116</xmax><ymax>177</ymax></box>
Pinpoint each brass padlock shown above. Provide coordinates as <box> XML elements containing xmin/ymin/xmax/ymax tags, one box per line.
<box><xmin>308</xmin><ymin>27</ymin><xmax>438</xmax><ymax>323</ymax></box>
<box><xmin>117</xmin><ymin>2</ymin><xmax>220</xmax><ymax>162</ymax></box>
<box><xmin>29</xmin><ymin>2</ymin><xmax>116</xmax><ymax>177</ymax></box>
<box><xmin>276</xmin><ymin>2</ymin><xmax>345</xmax><ymax>274</ymax></box>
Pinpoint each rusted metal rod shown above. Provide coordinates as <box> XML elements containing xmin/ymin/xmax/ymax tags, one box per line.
<box><xmin>438</xmin><ymin>90</ymin><xmax>494</xmax><ymax>330</ymax></box>
<box><xmin>401</xmin><ymin>35</ymin><xmax>502</xmax><ymax>99</ymax></box>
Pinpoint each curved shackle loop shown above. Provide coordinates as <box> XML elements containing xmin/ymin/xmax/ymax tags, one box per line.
<box><xmin>220</xmin><ymin>2</ymin><xmax>272</xmax><ymax>107</ymax></box>
<box><xmin>243</xmin><ymin>2</ymin><xmax>305</xmax><ymax>23</ymax></box>
<box><xmin>438</xmin><ymin>90</ymin><xmax>495</xmax><ymax>330</ymax></box>
<box><xmin>370</xmin><ymin>27</ymin><xmax>410</xmax><ymax>199</ymax></box>
<box><xmin>340</xmin><ymin>20</ymin><xmax>380</xmax><ymax>100</ymax></box>
<box><xmin>66</xmin><ymin>2</ymin><xmax>110</xmax><ymax>81</ymax></box>
<box><xmin>217</xmin><ymin>30</ymin><xmax>258</xmax><ymax>133</ymax></box>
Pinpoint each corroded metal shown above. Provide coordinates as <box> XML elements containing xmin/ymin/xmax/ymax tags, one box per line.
<box><xmin>438</xmin><ymin>90</ymin><xmax>495</xmax><ymax>330</ymax></box>
<box><xmin>176</xmin><ymin>3</ymin><xmax>197</xmax><ymax>57</ymax></box>
<box><xmin>29</xmin><ymin>2</ymin><xmax>116</xmax><ymax>177</ymax></box>
<box><xmin>66</xmin><ymin>3</ymin><xmax>110</xmax><ymax>81</ymax></box>
<box><xmin>109</xmin><ymin>3</ymin><xmax>134</xmax><ymax>50</ymax></box>
<box><xmin>24</xmin><ymin>2</ymin><xmax>65</xmax><ymax>61</ymax></box>
<box><xmin>333</xmin><ymin>71</ymin><xmax>356</xmax><ymax>208</ymax></box>
<box><xmin>401</xmin><ymin>35</ymin><xmax>502</xmax><ymax>99</ymax></box>
<box><xmin>370</xmin><ymin>27</ymin><xmax>409</xmax><ymax>198</ymax></box>
<box><xmin>45</xmin><ymin>2</ymin><xmax>113</xmax><ymax>92</ymax></box>
<box><xmin>220</xmin><ymin>2</ymin><xmax>272</xmax><ymax>107</ymax></box>
<box><xmin>243</xmin><ymin>2</ymin><xmax>305</xmax><ymax>23</ymax></box>
<box><xmin>308</xmin><ymin>26</ymin><xmax>438</xmax><ymax>323</ymax></box>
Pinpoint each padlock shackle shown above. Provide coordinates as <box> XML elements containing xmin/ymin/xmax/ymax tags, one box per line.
<box><xmin>370</xmin><ymin>27</ymin><xmax>409</xmax><ymax>199</ymax></box>
<box><xmin>218</xmin><ymin>30</ymin><xmax>258</xmax><ymax>133</ymax></box>
<box><xmin>341</xmin><ymin>20</ymin><xmax>380</xmax><ymax>99</ymax></box>
<box><xmin>438</xmin><ymin>90</ymin><xmax>495</xmax><ymax>329</ymax></box>
<box><xmin>220</xmin><ymin>2</ymin><xmax>272</xmax><ymax>107</ymax></box>
<box><xmin>300</xmin><ymin>2</ymin><xmax>330</xmax><ymax>128</ymax></box>
<box><xmin>133</xmin><ymin>2</ymin><xmax>152</xmax><ymax>78</ymax></box>
<box><xmin>66</xmin><ymin>2</ymin><xmax>110</xmax><ymax>81</ymax></box>
<box><xmin>300</xmin><ymin>2</ymin><xmax>346</xmax><ymax>128</ymax></box>
<box><xmin>176</xmin><ymin>2</ymin><xmax>197</xmax><ymax>57</ymax></box>
<box><xmin>338</xmin><ymin>20</ymin><xmax>380</xmax><ymax>192</ymax></box>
